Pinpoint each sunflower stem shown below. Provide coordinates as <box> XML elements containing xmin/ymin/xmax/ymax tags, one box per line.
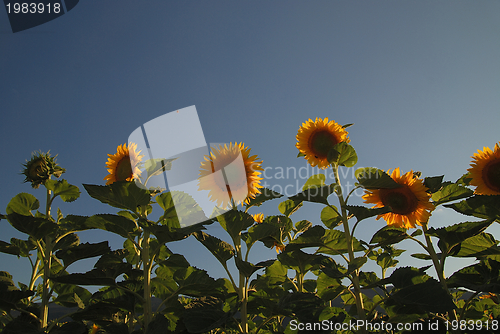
<box><xmin>422</xmin><ymin>224</ymin><xmax>459</xmax><ymax>329</ymax></box>
<box><xmin>141</xmin><ymin>229</ymin><xmax>153</xmax><ymax>332</ymax></box>
<box><xmin>333</xmin><ymin>164</ymin><xmax>368</xmax><ymax>333</ymax></box>
<box><xmin>41</xmin><ymin>186</ymin><xmax>53</xmax><ymax>329</ymax></box>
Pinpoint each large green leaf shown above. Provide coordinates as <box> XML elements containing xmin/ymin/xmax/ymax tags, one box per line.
<box><xmin>193</xmin><ymin>231</ymin><xmax>234</xmax><ymax>265</ymax></box>
<box><xmin>143</xmin><ymin>157</ymin><xmax>176</xmax><ymax>182</ymax></box>
<box><xmin>0</xmin><ymin>240</ymin><xmax>21</xmax><ymax>256</ymax></box>
<box><xmin>5</xmin><ymin>193</ymin><xmax>39</xmax><ymax>215</ymax></box>
<box><xmin>0</xmin><ymin>271</ymin><xmax>34</xmax><ymax>312</ymax></box>
<box><xmin>431</xmin><ymin>183</ymin><xmax>473</xmax><ymax>206</ymax></box>
<box><xmin>449</xmin><ymin>232</ymin><xmax>500</xmax><ymax>258</ymax></box>
<box><xmin>156</xmin><ymin>191</ymin><xmax>208</xmax><ymax>227</ymax></box>
<box><xmin>426</xmin><ymin>220</ymin><xmax>494</xmax><ymax>255</ymax></box>
<box><xmin>318</xmin><ymin>229</ymin><xmax>365</xmax><ymax>255</ymax></box>
<box><xmin>235</xmin><ymin>258</ymin><xmax>275</xmax><ymax>278</ymax></box>
<box><xmin>316</xmin><ymin>272</ymin><xmax>345</xmax><ymax>301</ymax></box>
<box><xmin>328</xmin><ymin>142</ymin><xmax>358</xmax><ymax>167</ymax></box>
<box><xmin>355</xmin><ymin>168</ymin><xmax>402</xmax><ymax>189</ymax></box>
<box><xmin>244</xmin><ymin>222</ymin><xmax>282</xmax><ymax>249</ymax></box>
<box><xmin>278</xmin><ymin>249</ymin><xmax>328</xmax><ymax>275</ymax></box>
<box><xmin>370</xmin><ymin>226</ymin><xmax>408</xmax><ymax>246</ymax></box>
<box><xmin>173</xmin><ymin>266</ymin><xmax>225</xmax><ymax>298</ymax></box>
<box><xmin>45</xmin><ymin>179</ymin><xmax>81</xmax><ymax>203</ymax></box>
<box><xmin>447</xmin><ymin>258</ymin><xmax>500</xmax><ymax>293</ymax></box>
<box><xmin>182</xmin><ymin>296</ymin><xmax>231</xmax><ymax>334</ymax></box>
<box><xmin>445</xmin><ymin>195</ymin><xmax>500</xmax><ymax>220</ymax></box>
<box><xmin>217</xmin><ymin>210</ymin><xmax>254</xmax><ymax>241</ymax></box>
<box><xmin>288</xmin><ymin>184</ymin><xmax>336</xmax><ymax>206</ymax></box>
<box><xmin>50</xmin><ymin>263</ymin><xmax>132</xmax><ymax>286</ymax></box>
<box><xmin>278</xmin><ymin>199</ymin><xmax>303</xmax><ymax>217</ymax></box>
<box><xmin>390</xmin><ymin>279</ymin><xmax>456</xmax><ymax>313</ymax></box>
<box><xmin>84</xmin><ymin>214</ymin><xmax>139</xmax><ymax>240</ymax></box>
<box><xmin>55</xmin><ymin>241</ymin><xmax>111</xmax><ymax>268</ymax></box>
<box><xmin>302</xmin><ymin>174</ymin><xmax>326</xmax><ymax>190</ymax></box>
<box><xmin>6</xmin><ymin>212</ymin><xmax>58</xmax><ymax>240</ymax></box>
<box><xmin>287</xmin><ymin>225</ymin><xmax>325</xmax><ymax>250</ymax></box>
<box><xmin>423</xmin><ymin>175</ymin><xmax>444</xmax><ymax>194</ymax></box>
<box><xmin>83</xmin><ymin>181</ymin><xmax>151</xmax><ymax>212</ymax></box>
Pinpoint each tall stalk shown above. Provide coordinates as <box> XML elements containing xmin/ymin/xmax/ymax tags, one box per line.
<box><xmin>141</xmin><ymin>229</ymin><xmax>152</xmax><ymax>332</ymax></box>
<box><xmin>333</xmin><ymin>164</ymin><xmax>367</xmax><ymax>333</ymax></box>
<box><xmin>40</xmin><ymin>186</ymin><xmax>53</xmax><ymax>328</ymax></box>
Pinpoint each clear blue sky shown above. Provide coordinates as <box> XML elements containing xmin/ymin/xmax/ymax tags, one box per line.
<box><xmin>1</xmin><ymin>1</ymin><xmax>500</xmax><ymax>289</ymax></box>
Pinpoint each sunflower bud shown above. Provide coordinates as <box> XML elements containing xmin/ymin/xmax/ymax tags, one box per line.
<box><xmin>22</xmin><ymin>151</ymin><xmax>65</xmax><ymax>188</ymax></box>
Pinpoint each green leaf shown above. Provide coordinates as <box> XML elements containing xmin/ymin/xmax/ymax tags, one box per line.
<box><xmin>51</xmin><ymin>263</ymin><xmax>132</xmax><ymax>286</ymax></box>
<box><xmin>54</xmin><ymin>233</ymin><xmax>80</xmax><ymax>252</ymax></box>
<box><xmin>156</xmin><ymin>191</ymin><xmax>208</xmax><ymax>227</ymax></box>
<box><xmin>278</xmin><ymin>199</ymin><xmax>303</xmax><ymax>217</ymax></box>
<box><xmin>370</xmin><ymin>226</ymin><xmax>408</xmax><ymax>246</ymax></box>
<box><xmin>347</xmin><ymin>257</ymin><xmax>367</xmax><ymax>275</ymax></box>
<box><xmin>445</xmin><ymin>195</ymin><xmax>500</xmax><ymax>220</ymax></box>
<box><xmin>288</xmin><ymin>225</ymin><xmax>325</xmax><ymax>250</ymax></box>
<box><xmin>0</xmin><ymin>240</ymin><xmax>21</xmax><ymax>256</ymax></box>
<box><xmin>0</xmin><ymin>271</ymin><xmax>35</xmax><ymax>311</ymax></box>
<box><xmin>6</xmin><ymin>213</ymin><xmax>58</xmax><ymax>240</ymax></box>
<box><xmin>10</xmin><ymin>237</ymin><xmax>36</xmax><ymax>257</ymax></box>
<box><xmin>316</xmin><ymin>272</ymin><xmax>345</xmax><ymax>301</ymax></box>
<box><xmin>423</xmin><ymin>175</ymin><xmax>444</xmax><ymax>194</ymax></box>
<box><xmin>426</xmin><ymin>220</ymin><xmax>494</xmax><ymax>255</ymax></box>
<box><xmin>235</xmin><ymin>258</ymin><xmax>274</xmax><ymax>278</ymax></box>
<box><xmin>83</xmin><ymin>181</ymin><xmax>151</xmax><ymax>212</ymax></box>
<box><xmin>6</xmin><ymin>193</ymin><xmax>39</xmax><ymax>215</ymax></box>
<box><xmin>328</xmin><ymin>142</ymin><xmax>358</xmax><ymax>167</ymax></box>
<box><xmin>245</xmin><ymin>187</ymin><xmax>283</xmax><ymax>209</ymax></box>
<box><xmin>449</xmin><ymin>232</ymin><xmax>500</xmax><ymax>258</ymax></box>
<box><xmin>431</xmin><ymin>183</ymin><xmax>473</xmax><ymax>206</ymax></box>
<box><xmin>193</xmin><ymin>231</ymin><xmax>234</xmax><ymax>265</ymax></box>
<box><xmin>319</xmin><ymin>229</ymin><xmax>365</xmax><ymax>255</ymax></box>
<box><xmin>56</xmin><ymin>241</ymin><xmax>110</xmax><ymax>268</ymax></box>
<box><xmin>84</xmin><ymin>214</ymin><xmax>139</xmax><ymax>240</ymax></box>
<box><xmin>149</xmin><ymin>221</ymin><xmax>205</xmax><ymax>244</ymax></box>
<box><xmin>182</xmin><ymin>296</ymin><xmax>231</xmax><ymax>333</ymax></box>
<box><xmin>217</xmin><ymin>210</ymin><xmax>254</xmax><ymax>242</ymax></box>
<box><xmin>144</xmin><ymin>158</ymin><xmax>176</xmax><ymax>180</ymax></box>
<box><xmin>355</xmin><ymin>168</ymin><xmax>402</xmax><ymax>189</ymax></box>
<box><xmin>320</xmin><ymin>206</ymin><xmax>341</xmax><ymax>228</ymax></box>
<box><xmin>45</xmin><ymin>179</ymin><xmax>81</xmax><ymax>202</ymax></box>
<box><xmin>294</xmin><ymin>220</ymin><xmax>312</xmax><ymax>234</ymax></box>
<box><xmin>391</xmin><ymin>279</ymin><xmax>456</xmax><ymax>313</ymax></box>
<box><xmin>447</xmin><ymin>258</ymin><xmax>500</xmax><ymax>293</ymax></box>
<box><xmin>288</xmin><ymin>184</ymin><xmax>336</xmax><ymax>206</ymax></box>
<box><xmin>411</xmin><ymin>253</ymin><xmax>432</xmax><ymax>260</ymax></box>
<box><xmin>346</xmin><ymin>205</ymin><xmax>391</xmax><ymax>222</ymax></box>
<box><xmin>244</xmin><ymin>222</ymin><xmax>282</xmax><ymax>248</ymax></box>
<box><xmin>278</xmin><ymin>249</ymin><xmax>328</xmax><ymax>275</ymax></box>
<box><xmin>302</xmin><ymin>174</ymin><xmax>326</xmax><ymax>190</ymax></box>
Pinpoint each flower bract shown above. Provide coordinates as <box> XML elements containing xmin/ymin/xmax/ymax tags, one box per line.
<box><xmin>22</xmin><ymin>151</ymin><xmax>65</xmax><ymax>188</ymax></box>
<box><xmin>362</xmin><ymin>168</ymin><xmax>434</xmax><ymax>229</ymax></box>
<box><xmin>198</xmin><ymin>142</ymin><xmax>263</xmax><ymax>209</ymax></box>
<box><xmin>468</xmin><ymin>142</ymin><xmax>500</xmax><ymax>195</ymax></box>
<box><xmin>104</xmin><ymin>143</ymin><xmax>144</xmax><ymax>185</ymax></box>
<box><xmin>296</xmin><ymin>117</ymin><xmax>350</xmax><ymax>169</ymax></box>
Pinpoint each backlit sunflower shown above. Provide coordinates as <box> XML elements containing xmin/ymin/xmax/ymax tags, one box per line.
<box><xmin>104</xmin><ymin>143</ymin><xmax>144</xmax><ymax>185</ymax></box>
<box><xmin>467</xmin><ymin>142</ymin><xmax>500</xmax><ymax>195</ymax></box>
<box><xmin>362</xmin><ymin>168</ymin><xmax>434</xmax><ymax>229</ymax></box>
<box><xmin>296</xmin><ymin>117</ymin><xmax>350</xmax><ymax>169</ymax></box>
<box><xmin>198</xmin><ymin>143</ymin><xmax>263</xmax><ymax>209</ymax></box>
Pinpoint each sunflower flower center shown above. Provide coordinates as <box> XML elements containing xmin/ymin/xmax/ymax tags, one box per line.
<box><xmin>115</xmin><ymin>157</ymin><xmax>133</xmax><ymax>181</ymax></box>
<box><xmin>483</xmin><ymin>159</ymin><xmax>500</xmax><ymax>192</ymax></box>
<box><xmin>28</xmin><ymin>159</ymin><xmax>45</xmax><ymax>179</ymax></box>
<box><xmin>308</xmin><ymin>130</ymin><xmax>339</xmax><ymax>158</ymax></box>
<box><xmin>379</xmin><ymin>187</ymin><xmax>418</xmax><ymax>215</ymax></box>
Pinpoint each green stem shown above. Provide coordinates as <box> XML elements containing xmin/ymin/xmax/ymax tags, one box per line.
<box><xmin>333</xmin><ymin>165</ymin><xmax>367</xmax><ymax>332</ymax></box>
<box><xmin>142</xmin><ymin>229</ymin><xmax>153</xmax><ymax>332</ymax></box>
<box><xmin>40</xmin><ymin>187</ymin><xmax>53</xmax><ymax>329</ymax></box>
<box><xmin>422</xmin><ymin>225</ymin><xmax>459</xmax><ymax>327</ymax></box>
<box><xmin>235</xmin><ymin>237</ymin><xmax>248</xmax><ymax>334</ymax></box>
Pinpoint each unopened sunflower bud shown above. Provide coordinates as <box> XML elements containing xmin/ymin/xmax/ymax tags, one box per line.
<box><xmin>22</xmin><ymin>151</ymin><xmax>65</xmax><ymax>188</ymax></box>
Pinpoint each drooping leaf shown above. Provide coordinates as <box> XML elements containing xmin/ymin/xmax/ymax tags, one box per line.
<box><xmin>45</xmin><ymin>179</ymin><xmax>81</xmax><ymax>202</ymax></box>
<box><xmin>193</xmin><ymin>231</ymin><xmax>234</xmax><ymax>265</ymax></box>
<box><xmin>6</xmin><ymin>213</ymin><xmax>58</xmax><ymax>240</ymax></box>
<box><xmin>328</xmin><ymin>142</ymin><xmax>358</xmax><ymax>167</ymax></box>
<box><xmin>235</xmin><ymin>258</ymin><xmax>275</xmax><ymax>278</ymax></box>
<box><xmin>288</xmin><ymin>184</ymin><xmax>336</xmax><ymax>206</ymax></box>
<box><xmin>244</xmin><ymin>222</ymin><xmax>282</xmax><ymax>249</ymax></box>
<box><xmin>83</xmin><ymin>181</ymin><xmax>151</xmax><ymax>212</ymax></box>
<box><xmin>5</xmin><ymin>193</ymin><xmax>39</xmax><ymax>215</ymax></box>
<box><xmin>302</xmin><ymin>174</ymin><xmax>326</xmax><ymax>190</ymax></box>
<box><xmin>355</xmin><ymin>168</ymin><xmax>402</xmax><ymax>189</ymax></box>
<box><xmin>448</xmin><ymin>232</ymin><xmax>500</xmax><ymax>258</ymax></box>
<box><xmin>50</xmin><ymin>263</ymin><xmax>132</xmax><ymax>286</ymax></box>
<box><xmin>0</xmin><ymin>240</ymin><xmax>21</xmax><ymax>256</ymax></box>
<box><xmin>320</xmin><ymin>205</ymin><xmax>341</xmax><ymax>228</ymax></box>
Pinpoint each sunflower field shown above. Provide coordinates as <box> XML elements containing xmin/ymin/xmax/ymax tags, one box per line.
<box><xmin>1</xmin><ymin>117</ymin><xmax>500</xmax><ymax>334</ymax></box>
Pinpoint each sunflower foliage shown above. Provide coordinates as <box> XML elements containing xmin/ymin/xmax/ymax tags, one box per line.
<box><xmin>1</xmin><ymin>129</ymin><xmax>500</xmax><ymax>334</ymax></box>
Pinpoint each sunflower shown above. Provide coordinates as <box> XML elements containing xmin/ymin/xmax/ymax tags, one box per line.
<box><xmin>467</xmin><ymin>142</ymin><xmax>500</xmax><ymax>195</ymax></box>
<box><xmin>104</xmin><ymin>143</ymin><xmax>144</xmax><ymax>185</ymax></box>
<box><xmin>296</xmin><ymin>117</ymin><xmax>350</xmax><ymax>169</ymax></box>
<box><xmin>362</xmin><ymin>168</ymin><xmax>434</xmax><ymax>229</ymax></box>
<box><xmin>252</xmin><ymin>213</ymin><xmax>264</xmax><ymax>223</ymax></box>
<box><xmin>198</xmin><ymin>143</ymin><xmax>263</xmax><ymax>209</ymax></box>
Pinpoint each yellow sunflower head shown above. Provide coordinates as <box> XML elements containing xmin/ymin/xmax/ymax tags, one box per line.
<box><xmin>362</xmin><ymin>168</ymin><xmax>434</xmax><ymax>229</ymax></box>
<box><xmin>104</xmin><ymin>143</ymin><xmax>144</xmax><ymax>185</ymax></box>
<box><xmin>198</xmin><ymin>142</ymin><xmax>263</xmax><ymax>209</ymax></box>
<box><xmin>296</xmin><ymin>117</ymin><xmax>350</xmax><ymax>169</ymax></box>
<box><xmin>467</xmin><ymin>142</ymin><xmax>500</xmax><ymax>195</ymax></box>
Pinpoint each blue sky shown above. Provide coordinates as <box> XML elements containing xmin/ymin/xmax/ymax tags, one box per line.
<box><xmin>1</xmin><ymin>1</ymin><xmax>500</xmax><ymax>289</ymax></box>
